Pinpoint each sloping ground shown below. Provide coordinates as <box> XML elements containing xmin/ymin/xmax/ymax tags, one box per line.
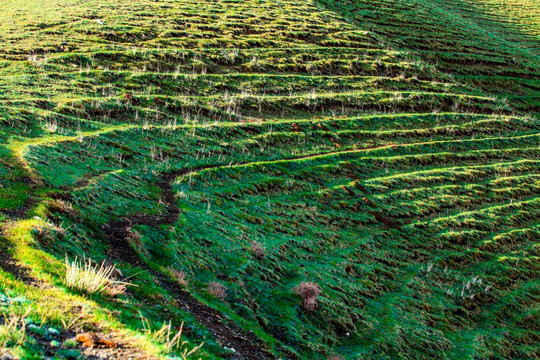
<box><xmin>0</xmin><ymin>0</ymin><xmax>538</xmax><ymax>359</ymax></box>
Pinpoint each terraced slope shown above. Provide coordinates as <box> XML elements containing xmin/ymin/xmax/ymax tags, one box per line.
<box><xmin>317</xmin><ymin>0</ymin><xmax>540</xmax><ymax>111</ymax></box>
<box><xmin>0</xmin><ymin>0</ymin><xmax>538</xmax><ymax>359</ymax></box>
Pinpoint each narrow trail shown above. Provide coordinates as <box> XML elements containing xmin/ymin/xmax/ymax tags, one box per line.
<box><xmin>1</xmin><ymin>143</ymin><xmax>395</xmax><ymax>358</ymax></box>
<box><xmin>0</xmin><ymin>240</ymin><xmax>37</xmax><ymax>286</ymax></box>
<box><xmin>101</xmin><ymin>144</ymin><xmax>400</xmax><ymax>359</ymax></box>
<box><xmin>0</xmin><ymin>143</ymin><xmax>394</xmax><ymax>285</ymax></box>
<box><xmin>102</xmin><ymin>168</ymin><xmax>278</xmax><ymax>360</ymax></box>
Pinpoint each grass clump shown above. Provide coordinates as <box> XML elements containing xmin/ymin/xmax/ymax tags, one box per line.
<box><xmin>64</xmin><ymin>256</ymin><xmax>126</xmax><ymax>295</ymax></box>
<box><xmin>293</xmin><ymin>282</ymin><xmax>322</xmax><ymax>312</ymax></box>
<box><xmin>207</xmin><ymin>282</ymin><xmax>227</xmax><ymax>301</ymax></box>
<box><xmin>140</xmin><ymin>314</ymin><xmax>203</xmax><ymax>358</ymax></box>
<box><xmin>328</xmin><ymin>355</ymin><xmax>345</xmax><ymax>360</ymax></box>
<box><xmin>250</xmin><ymin>240</ymin><xmax>266</xmax><ymax>260</ymax></box>
<box><xmin>0</xmin><ymin>309</ymin><xmax>30</xmax><ymax>357</ymax></box>
<box><xmin>0</xmin><ymin>314</ymin><xmax>28</xmax><ymax>347</ymax></box>
<box><xmin>169</xmin><ymin>267</ymin><xmax>189</xmax><ymax>288</ymax></box>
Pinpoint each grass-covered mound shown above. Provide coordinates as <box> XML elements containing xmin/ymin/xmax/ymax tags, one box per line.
<box><xmin>0</xmin><ymin>0</ymin><xmax>538</xmax><ymax>359</ymax></box>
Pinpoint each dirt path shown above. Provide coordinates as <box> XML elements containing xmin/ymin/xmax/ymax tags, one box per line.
<box><xmin>101</xmin><ymin>145</ymin><xmax>403</xmax><ymax>359</ymax></box>
<box><xmin>1</xmin><ymin>144</ymin><xmax>393</xmax><ymax>359</ymax></box>
<box><xmin>0</xmin><ymin>241</ymin><xmax>37</xmax><ymax>286</ymax></box>
<box><xmin>102</xmin><ymin>168</ymin><xmax>277</xmax><ymax>360</ymax></box>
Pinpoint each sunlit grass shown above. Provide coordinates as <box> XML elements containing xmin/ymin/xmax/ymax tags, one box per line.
<box><xmin>64</xmin><ymin>256</ymin><xmax>126</xmax><ymax>294</ymax></box>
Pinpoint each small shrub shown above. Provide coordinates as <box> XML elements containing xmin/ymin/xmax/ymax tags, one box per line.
<box><xmin>65</xmin><ymin>256</ymin><xmax>127</xmax><ymax>294</ymax></box>
<box><xmin>328</xmin><ymin>355</ymin><xmax>345</xmax><ymax>360</ymax></box>
<box><xmin>293</xmin><ymin>282</ymin><xmax>321</xmax><ymax>312</ymax></box>
<box><xmin>207</xmin><ymin>282</ymin><xmax>227</xmax><ymax>301</ymax></box>
<box><xmin>105</xmin><ymin>284</ymin><xmax>128</xmax><ymax>297</ymax></box>
<box><xmin>46</xmin><ymin>199</ymin><xmax>80</xmax><ymax>220</ymax></box>
<box><xmin>126</xmin><ymin>228</ymin><xmax>150</xmax><ymax>258</ymax></box>
<box><xmin>250</xmin><ymin>241</ymin><xmax>266</xmax><ymax>259</ymax></box>
<box><xmin>32</xmin><ymin>217</ymin><xmax>66</xmax><ymax>243</ymax></box>
<box><xmin>169</xmin><ymin>267</ymin><xmax>188</xmax><ymax>287</ymax></box>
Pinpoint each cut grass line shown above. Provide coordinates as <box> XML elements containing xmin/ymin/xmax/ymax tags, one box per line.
<box><xmin>1</xmin><ymin>91</ymin><xmax>499</xmax><ymax>104</ymax></box>
<box><xmin>364</xmin><ymin>159</ymin><xmax>540</xmax><ymax>185</ymax></box>
<box><xmin>7</xmin><ymin>125</ymin><xmax>137</xmax><ymax>158</ymax></box>
<box><xmin>5</xmin><ymin>125</ymin><xmax>136</xmax><ymax>186</ymax></box>
<box><xmin>175</xmin><ymin>133</ymin><xmax>540</xmax><ymax>179</ymax></box>
<box><xmin>406</xmin><ymin>196</ymin><xmax>540</xmax><ymax>229</ymax></box>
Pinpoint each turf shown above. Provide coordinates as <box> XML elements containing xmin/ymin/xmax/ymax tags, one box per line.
<box><xmin>0</xmin><ymin>0</ymin><xmax>538</xmax><ymax>359</ymax></box>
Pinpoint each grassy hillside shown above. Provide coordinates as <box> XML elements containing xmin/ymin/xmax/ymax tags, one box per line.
<box><xmin>0</xmin><ymin>0</ymin><xmax>538</xmax><ymax>359</ymax></box>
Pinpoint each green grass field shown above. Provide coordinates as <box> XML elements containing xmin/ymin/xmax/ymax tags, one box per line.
<box><xmin>0</xmin><ymin>0</ymin><xmax>538</xmax><ymax>359</ymax></box>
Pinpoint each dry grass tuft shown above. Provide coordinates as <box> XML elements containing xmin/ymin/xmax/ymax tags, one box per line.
<box><xmin>169</xmin><ymin>267</ymin><xmax>189</xmax><ymax>288</ymax></box>
<box><xmin>328</xmin><ymin>355</ymin><xmax>345</xmax><ymax>360</ymax></box>
<box><xmin>207</xmin><ymin>282</ymin><xmax>227</xmax><ymax>300</ymax></box>
<box><xmin>0</xmin><ymin>310</ymin><xmax>30</xmax><ymax>351</ymax></box>
<box><xmin>250</xmin><ymin>241</ymin><xmax>266</xmax><ymax>259</ymax></box>
<box><xmin>293</xmin><ymin>282</ymin><xmax>321</xmax><ymax>312</ymax></box>
<box><xmin>140</xmin><ymin>314</ymin><xmax>204</xmax><ymax>357</ymax></box>
<box><xmin>64</xmin><ymin>256</ymin><xmax>128</xmax><ymax>294</ymax></box>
